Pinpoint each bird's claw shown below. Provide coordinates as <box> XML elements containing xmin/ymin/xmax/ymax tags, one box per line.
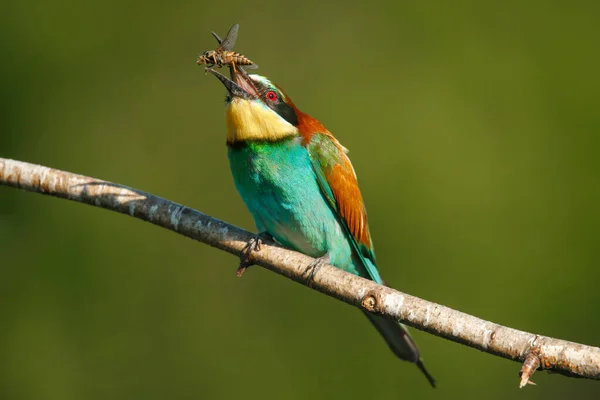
<box><xmin>303</xmin><ymin>253</ymin><xmax>330</xmax><ymax>287</ymax></box>
<box><xmin>237</xmin><ymin>232</ymin><xmax>272</xmax><ymax>277</ymax></box>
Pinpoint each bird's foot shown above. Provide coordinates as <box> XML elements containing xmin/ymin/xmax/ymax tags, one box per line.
<box><xmin>237</xmin><ymin>231</ymin><xmax>272</xmax><ymax>277</ymax></box>
<box><xmin>303</xmin><ymin>253</ymin><xmax>330</xmax><ymax>287</ymax></box>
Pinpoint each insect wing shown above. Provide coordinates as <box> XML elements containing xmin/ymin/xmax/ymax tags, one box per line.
<box><xmin>211</xmin><ymin>31</ymin><xmax>223</xmax><ymax>44</ymax></box>
<box><xmin>244</xmin><ymin>63</ymin><xmax>259</xmax><ymax>69</ymax></box>
<box><xmin>219</xmin><ymin>23</ymin><xmax>239</xmax><ymax>51</ymax></box>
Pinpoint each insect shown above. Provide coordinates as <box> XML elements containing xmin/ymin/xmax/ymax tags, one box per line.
<box><xmin>197</xmin><ymin>23</ymin><xmax>258</xmax><ymax>72</ymax></box>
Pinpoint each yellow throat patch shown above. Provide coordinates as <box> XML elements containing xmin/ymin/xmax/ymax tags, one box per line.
<box><xmin>225</xmin><ymin>98</ymin><xmax>298</xmax><ymax>143</ymax></box>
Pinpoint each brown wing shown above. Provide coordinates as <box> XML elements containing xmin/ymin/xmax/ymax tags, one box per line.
<box><xmin>306</xmin><ymin>132</ymin><xmax>373</xmax><ymax>252</ymax></box>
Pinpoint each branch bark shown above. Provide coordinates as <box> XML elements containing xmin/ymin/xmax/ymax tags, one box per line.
<box><xmin>1</xmin><ymin>157</ymin><xmax>599</xmax><ymax>385</ymax></box>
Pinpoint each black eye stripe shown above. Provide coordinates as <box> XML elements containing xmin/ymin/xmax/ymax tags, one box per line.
<box><xmin>273</xmin><ymin>102</ymin><xmax>298</xmax><ymax>126</ymax></box>
<box><xmin>251</xmin><ymin>78</ymin><xmax>299</xmax><ymax>126</ymax></box>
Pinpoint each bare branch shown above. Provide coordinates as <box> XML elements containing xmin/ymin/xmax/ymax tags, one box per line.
<box><xmin>1</xmin><ymin>157</ymin><xmax>599</xmax><ymax>385</ymax></box>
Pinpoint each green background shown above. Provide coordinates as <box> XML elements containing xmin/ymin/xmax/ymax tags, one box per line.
<box><xmin>1</xmin><ymin>1</ymin><xmax>599</xmax><ymax>399</ymax></box>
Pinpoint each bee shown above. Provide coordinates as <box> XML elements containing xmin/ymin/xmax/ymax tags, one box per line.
<box><xmin>197</xmin><ymin>23</ymin><xmax>258</xmax><ymax>72</ymax></box>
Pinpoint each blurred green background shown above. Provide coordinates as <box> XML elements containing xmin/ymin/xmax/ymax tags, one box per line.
<box><xmin>1</xmin><ymin>0</ymin><xmax>599</xmax><ymax>399</ymax></box>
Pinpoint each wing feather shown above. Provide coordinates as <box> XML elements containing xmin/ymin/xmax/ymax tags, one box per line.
<box><xmin>306</xmin><ymin>132</ymin><xmax>378</xmax><ymax>279</ymax></box>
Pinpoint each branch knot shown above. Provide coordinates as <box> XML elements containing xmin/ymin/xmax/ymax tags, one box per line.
<box><xmin>361</xmin><ymin>292</ymin><xmax>381</xmax><ymax>313</ymax></box>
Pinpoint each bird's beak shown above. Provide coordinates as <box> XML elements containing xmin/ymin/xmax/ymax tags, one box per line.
<box><xmin>207</xmin><ymin>66</ymin><xmax>259</xmax><ymax>100</ymax></box>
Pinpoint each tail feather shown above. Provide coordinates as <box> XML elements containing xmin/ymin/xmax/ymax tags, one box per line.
<box><xmin>364</xmin><ymin>311</ymin><xmax>436</xmax><ymax>388</ymax></box>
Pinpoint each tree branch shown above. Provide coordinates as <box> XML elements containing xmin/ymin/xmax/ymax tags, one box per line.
<box><xmin>1</xmin><ymin>157</ymin><xmax>599</xmax><ymax>385</ymax></box>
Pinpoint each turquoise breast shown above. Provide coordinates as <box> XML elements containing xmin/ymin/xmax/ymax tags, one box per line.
<box><xmin>228</xmin><ymin>138</ymin><xmax>367</xmax><ymax>278</ymax></box>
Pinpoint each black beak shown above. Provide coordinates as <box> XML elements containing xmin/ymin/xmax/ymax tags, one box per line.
<box><xmin>207</xmin><ymin>67</ymin><xmax>258</xmax><ymax>100</ymax></box>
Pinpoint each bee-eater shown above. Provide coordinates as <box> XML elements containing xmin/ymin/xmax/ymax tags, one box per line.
<box><xmin>208</xmin><ymin>66</ymin><xmax>435</xmax><ymax>387</ymax></box>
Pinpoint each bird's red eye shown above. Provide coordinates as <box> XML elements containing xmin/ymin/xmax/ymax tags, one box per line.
<box><xmin>266</xmin><ymin>91</ymin><xmax>277</xmax><ymax>101</ymax></box>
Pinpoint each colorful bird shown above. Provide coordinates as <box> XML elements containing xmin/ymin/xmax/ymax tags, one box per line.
<box><xmin>207</xmin><ymin>66</ymin><xmax>435</xmax><ymax>387</ymax></box>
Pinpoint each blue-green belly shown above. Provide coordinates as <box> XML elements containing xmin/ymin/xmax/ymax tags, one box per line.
<box><xmin>228</xmin><ymin>138</ymin><xmax>367</xmax><ymax>278</ymax></box>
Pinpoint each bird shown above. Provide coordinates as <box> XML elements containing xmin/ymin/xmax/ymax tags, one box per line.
<box><xmin>207</xmin><ymin>65</ymin><xmax>435</xmax><ymax>387</ymax></box>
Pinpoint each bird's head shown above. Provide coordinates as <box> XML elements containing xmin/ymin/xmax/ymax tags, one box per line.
<box><xmin>208</xmin><ymin>67</ymin><xmax>304</xmax><ymax>144</ymax></box>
